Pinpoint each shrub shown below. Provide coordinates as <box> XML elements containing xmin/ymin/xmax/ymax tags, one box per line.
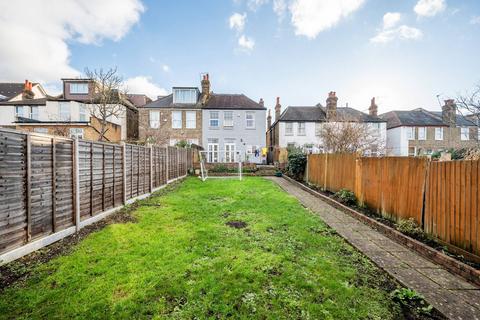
<box><xmin>450</xmin><ymin>148</ymin><xmax>467</xmax><ymax>160</ymax></box>
<box><xmin>431</xmin><ymin>151</ymin><xmax>441</xmax><ymax>159</ymax></box>
<box><xmin>286</xmin><ymin>151</ymin><xmax>307</xmax><ymax>181</ymax></box>
<box><xmin>392</xmin><ymin>288</ymin><xmax>433</xmax><ymax>315</ymax></box>
<box><xmin>334</xmin><ymin>189</ymin><xmax>356</xmax><ymax>206</ymax></box>
<box><xmin>396</xmin><ymin>218</ymin><xmax>423</xmax><ymax>238</ymax></box>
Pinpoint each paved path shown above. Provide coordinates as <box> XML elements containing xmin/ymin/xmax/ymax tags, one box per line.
<box><xmin>267</xmin><ymin>177</ymin><xmax>480</xmax><ymax>320</ymax></box>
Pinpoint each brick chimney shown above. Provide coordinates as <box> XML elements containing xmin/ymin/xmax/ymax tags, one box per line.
<box><xmin>442</xmin><ymin>99</ymin><xmax>456</xmax><ymax>127</ymax></box>
<box><xmin>267</xmin><ymin>109</ymin><xmax>272</xmax><ymax>128</ymax></box>
<box><xmin>369</xmin><ymin>97</ymin><xmax>378</xmax><ymax>117</ymax></box>
<box><xmin>326</xmin><ymin>91</ymin><xmax>338</xmax><ymax>121</ymax></box>
<box><xmin>23</xmin><ymin>80</ymin><xmax>34</xmax><ymax>99</ymax></box>
<box><xmin>201</xmin><ymin>73</ymin><xmax>211</xmax><ymax>104</ymax></box>
<box><xmin>275</xmin><ymin>97</ymin><xmax>281</xmax><ymax>121</ymax></box>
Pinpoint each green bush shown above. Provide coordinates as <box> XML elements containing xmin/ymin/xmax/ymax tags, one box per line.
<box><xmin>334</xmin><ymin>189</ymin><xmax>357</xmax><ymax>206</ymax></box>
<box><xmin>396</xmin><ymin>218</ymin><xmax>423</xmax><ymax>238</ymax></box>
<box><xmin>286</xmin><ymin>151</ymin><xmax>307</xmax><ymax>180</ymax></box>
<box><xmin>431</xmin><ymin>151</ymin><xmax>441</xmax><ymax>159</ymax></box>
<box><xmin>450</xmin><ymin>148</ymin><xmax>467</xmax><ymax>160</ymax></box>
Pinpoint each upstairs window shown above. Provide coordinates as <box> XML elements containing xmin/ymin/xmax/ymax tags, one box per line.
<box><xmin>69</xmin><ymin>83</ymin><xmax>89</xmax><ymax>94</ymax></box>
<box><xmin>172</xmin><ymin>111</ymin><xmax>182</xmax><ymax>129</ymax></box>
<box><xmin>435</xmin><ymin>127</ymin><xmax>444</xmax><ymax>140</ymax></box>
<box><xmin>418</xmin><ymin>127</ymin><xmax>427</xmax><ymax>140</ymax></box>
<box><xmin>285</xmin><ymin>123</ymin><xmax>293</xmax><ymax>135</ymax></box>
<box><xmin>298</xmin><ymin>122</ymin><xmax>306</xmax><ymax>136</ymax></box>
<box><xmin>59</xmin><ymin>103</ymin><xmax>70</xmax><ymax>121</ymax></box>
<box><xmin>224</xmin><ymin>111</ymin><xmax>233</xmax><ymax>127</ymax></box>
<box><xmin>173</xmin><ymin>88</ymin><xmax>197</xmax><ymax>104</ymax></box>
<box><xmin>246</xmin><ymin>111</ymin><xmax>255</xmax><ymax>129</ymax></box>
<box><xmin>315</xmin><ymin>122</ymin><xmax>322</xmax><ymax>136</ymax></box>
<box><xmin>150</xmin><ymin>111</ymin><xmax>160</xmax><ymax>128</ymax></box>
<box><xmin>186</xmin><ymin>111</ymin><xmax>196</xmax><ymax>129</ymax></box>
<box><xmin>15</xmin><ymin>106</ymin><xmax>27</xmax><ymax>119</ymax></box>
<box><xmin>461</xmin><ymin>127</ymin><xmax>469</xmax><ymax>140</ymax></box>
<box><xmin>406</xmin><ymin>127</ymin><xmax>415</xmax><ymax>140</ymax></box>
<box><xmin>210</xmin><ymin>111</ymin><xmax>219</xmax><ymax>127</ymax></box>
<box><xmin>79</xmin><ymin>104</ymin><xmax>87</xmax><ymax>121</ymax></box>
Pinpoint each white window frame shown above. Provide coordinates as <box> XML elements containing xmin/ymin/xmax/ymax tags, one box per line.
<box><xmin>173</xmin><ymin>88</ymin><xmax>197</xmax><ymax>104</ymax></box>
<box><xmin>224</xmin><ymin>111</ymin><xmax>233</xmax><ymax>127</ymax></box>
<box><xmin>246</xmin><ymin>111</ymin><xmax>255</xmax><ymax>129</ymax></box>
<box><xmin>298</xmin><ymin>122</ymin><xmax>306</xmax><ymax>136</ymax></box>
<box><xmin>406</xmin><ymin>127</ymin><xmax>415</xmax><ymax>140</ymax></box>
<box><xmin>69</xmin><ymin>83</ymin><xmax>89</xmax><ymax>94</ymax></box>
<box><xmin>460</xmin><ymin>127</ymin><xmax>469</xmax><ymax>141</ymax></box>
<box><xmin>150</xmin><ymin>110</ymin><xmax>160</xmax><ymax>128</ymax></box>
<box><xmin>315</xmin><ymin>122</ymin><xmax>322</xmax><ymax>136</ymax></box>
<box><xmin>208</xmin><ymin>143</ymin><xmax>219</xmax><ymax>163</ymax></box>
<box><xmin>59</xmin><ymin>102</ymin><xmax>70</xmax><ymax>121</ymax></box>
<box><xmin>435</xmin><ymin>127</ymin><xmax>444</xmax><ymax>141</ymax></box>
<box><xmin>172</xmin><ymin>111</ymin><xmax>182</xmax><ymax>129</ymax></box>
<box><xmin>69</xmin><ymin>128</ymin><xmax>84</xmax><ymax>139</ymax></box>
<box><xmin>209</xmin><ymin>111</ymin><xmax>219</xmax><ymax>128</ymax></box>
<box><xmin>418</xmin><ymin>127</ymin><xmax>426</xmax><ymax>140</ymax></box>
<box><xmin>15</xmin><ymin>106</ymin><xmax>27</xmax><ymax>119</ymax></box>
<box><xmin>285</xmin><ymin>122</ymin><xmax>293</xmax><ymax>136</ymax></box>
<box><xmin>224</xmin><ymin>143</ymin><xmax>236</xmax><ymax>163</ymax></box>
<box><xmin>79</xmin><ymin>104</ymin><xmax>87</xmax><ymax>122</ymax></box>
<box><xmin>186</xmin><ymin>111</ymin><xmax>196</xmax><ymax>129</ymax></box>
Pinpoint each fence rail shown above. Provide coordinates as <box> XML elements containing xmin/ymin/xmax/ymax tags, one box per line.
<box><xmin>0</xmin><ymin>128</ymin><xmax>193</xmax><ymax>262</ymax></box>
<box><xmin>307</xmin><ymin>153</ymin><xmax>480</xmax><ymax>257</ymax></box>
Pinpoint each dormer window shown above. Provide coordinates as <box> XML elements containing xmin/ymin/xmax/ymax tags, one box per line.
<box><xmin>173</xmin><ymin>88</ymin><xmax>197</xmax><ymax>104</ymax></box>
<box><xmin>70</xmin><ymin>82</ymin><xmax>89</xmax><ymax>94</ymax></box>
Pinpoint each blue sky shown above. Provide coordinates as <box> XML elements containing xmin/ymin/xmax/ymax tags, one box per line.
<box><xmin>1</xmin><ymin>0</ymin><xmax>479</xmax><ymax>114</ymax></box>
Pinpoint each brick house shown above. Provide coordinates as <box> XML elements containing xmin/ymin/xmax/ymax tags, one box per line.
<box><xmin>380</xmin><ymin>100</ymin><xmax>478</xmax><ymax>156</ymax></box>
<box><xmin>266</xmin><ymin>92</ymin><xmax>387</xmax><ymax>163</ymax></box>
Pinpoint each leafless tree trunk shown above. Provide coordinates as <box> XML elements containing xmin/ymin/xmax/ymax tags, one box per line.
<box><xmin>85</xmin><ymin>67</ymin><xmax>126</xmax><ymax>141</ymax></box>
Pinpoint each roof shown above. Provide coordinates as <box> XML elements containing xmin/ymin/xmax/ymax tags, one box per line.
<box><xmin>380</xmin><ymin>108</ymin><xmax>476</xmax><ymax>129</ymax></box>
<box><xmin>0</xmin><ymin>97</ymin><xmax>48</xmax><ymax>106</ymax></box>
<box><xmin>0</xmin><ymin>83</ymin><xmax>26</xmax><ymax>101</ymax></box>
<box><xmin>142</xmin><ymin>93</ymin><xmax>265</xmax><ymax>110</ymax></box>
<box><xmin>278</xmin><ymin>105</ymin><xmax>385</xmax><ymax>123</ymax></box>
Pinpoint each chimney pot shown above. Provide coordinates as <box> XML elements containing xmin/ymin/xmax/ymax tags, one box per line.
<box><xmin>259</xmin><ymin>98</ymin><xmax>264</xmax><ymax>107</ymax></box>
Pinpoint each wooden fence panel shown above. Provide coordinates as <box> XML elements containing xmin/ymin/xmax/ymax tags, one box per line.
<box><xmin>168</xmin><ymin>147</ymin><xmax>177</xmax><ymax>180</ymax></box>
<box><xmin>53</xmin><ymin>139</ymin><xmax>74</xmax><ymax>231</ymax></box>
<box><xmin>425</xmin><ymin>160</ymin><xmax>480</xmax><ymax>256</ymax></box>
<box><xmin>0</xmin><ymin>130</ymin><xmax>27</xmax><ymax>253</ymax></box>
<box><xmin>307</xmin><ymin>154</ymin><xmax>326</xmax><ymax>189</ymax></box>
<box><xmin>326</xmin><ymin>154</ymin><xmax>357</xmax><ymax>193</ymax></box>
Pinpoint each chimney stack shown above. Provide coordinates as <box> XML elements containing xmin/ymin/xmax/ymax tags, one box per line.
<box><xmin>275</xmin><ymin>97</ymin><xmax>281</xmax><ymax>121</ymax></box>
<box><xmin>23</xmin><ymin>80</ymin><xmax>34</xmax><ymax>99</ymax></box>
<box><xmin>326</xmin><ymin>91</ymin><xmax>338</xmax><ymax>121</ymax></box>
<box><xmin>267</xmin><ymin>109</ymin><xmax>272</xmax><ymax>128</ymax></box>
<box><xmin>201</xmin><ymin>73</ymin><xmax>211</xmax><ymax>104</ymax></box>
<box><xmin>442</xmin><ymin>99</ymin><xmax>456</xmax><ymax>127</ymax></box>
<box><xmin>259</xmin><ymin>98</ymin><xmax>264</xmax><ymax>107</ymax></box>
<box><xmin>369</xmin><ymin>97</ymin><xmax>378</xmax><ymax>117</ymax></box>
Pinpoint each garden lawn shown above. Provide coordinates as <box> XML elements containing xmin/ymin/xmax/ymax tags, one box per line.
<box><xmin>0</xmin><ymin>177</ymin><xmax>403</xmax><ymax>319</ymax></box>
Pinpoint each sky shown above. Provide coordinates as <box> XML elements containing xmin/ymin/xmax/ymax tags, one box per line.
<box><xmin>0</xmin><ymin>0</ymin><xmax>479</xmax><ymax>115</ymax></box>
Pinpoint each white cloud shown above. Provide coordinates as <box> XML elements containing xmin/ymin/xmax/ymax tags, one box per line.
<box><xmin>229</xmin><ymin>12</ymin><xmax>247</xmax><ymax>32</ymax></box>
<box><xmin>0</xmin><ymin>0</ymin><xmax>144</xmax><ymax>83</ymax></box>
<box><xmin>123</xmin><ymin>76</ymin><xmax>168</xmax><ymax>99</ymax></box>
<box><xmin>289</xmin><ymin>0</ymin><xmax>365</xmax><ymax>39</ymax></box>
<box><xmin>471</xmin><ymin>16</ymin><xmax>480</xmax><ymax>25</ymax></box>
<box><xmin>414</xmin><ymin>0</ymin><xmax>446</xmax><ymax>17</ymax></box>
<box><xmin>162</xmin><ymin>65</ymin><xmax>170</xmax><ymax>72</ymax></box>
<box><xmin>238</xmin><ymin>35</ymin><xmax>255</xmax><ymax>51</ymax></box>
<box><xmin>273</xmin><ymin>0</ymin><xmax>287</xmax><ymax>21</ymax></box>
<box><xmin>370</xmin><ymin>25</ymin><xmax>423</xmax><ymax>44</ymax></box>
<box><xmin>248</xmin><ymin>0</ymin><xmax>269</xmax><ymax>11</ymax></box>
<box><xmin>383</xmin><ymin>12</ymin><xmax>401</xmax><ymax>29</ymax></box>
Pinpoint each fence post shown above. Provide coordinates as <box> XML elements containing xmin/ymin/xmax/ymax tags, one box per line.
<box><xmin>122</xmin><ymin>142</ymin><xmax>127</xmax><ymax>204</ymax></box>
<box><xmin>26</xmin><ymin>133</ymin><xmax>32</xmax><ymax>242</ymax></box>
<box><xmin>73</xmin><ymin>138</ymin><xmax>81</xmax><ymax>231</ymax></box>
<box><xmin>149</xmin><ymin>146</ymin><xmax>153</xmax><ymax>192</ymax></box>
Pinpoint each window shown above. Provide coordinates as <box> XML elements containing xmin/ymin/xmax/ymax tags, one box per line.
<box><xmin>418</xmin><ymin>127</ymin><xmax>426</xmax><ymax>140</ymax></box>
<box><xmin>59</xmin><ymin>103</ymin><xmax>70</xmax><ymax>121</ymax></box>
<box><xmin>69</xmin><ymin>83</ymin><xmax>89</xmax><ymax>94</ymax></box>
<box><xmin>225</xmin><ymin>143</ymin><xmax>236</xmax><ymax>163</ymax></box>
<box><xmin>210</xmin><ymin>111</ymin><xmax>219</xmax><ymax>127</ymax></box>
<box><xmin>406</xmin><ymin>127</ymin><xmax>415</xmax><ymax>140</ymax></box>
<box><xmin>435</xmin><ymin>127</ymin><xmax>444</xmax><ymax>140</ymax></box>
<box><xmin>173</xmin><ymin>88</ymin><xmax>197</xmax><ymax>104</ymax></box>
<box><xmin>461</xmin><ymin>127</ymin><xmax>469</xmax><ymax>140</ymax></box>
<box><xmin>224</xmin><ymin>111</ymin><xmax>233</xmax><ymax>127</ymax></box>
<box><xmin>150</xmin><ymin>111</ymin><xmax>160</xmax><ymax>128</ymax></box>
<box><xmin>33</xmin><ymin>128</ymin><xmax>48</xmax><ymax>134</ymax></box>
<box><xmin>408</xmin><ymin>146</ymin><xmax>416</xmax><ymax>157</ymax></box>
<box><xmin>208</xmin><ymin>139</ymin><xmax>219</xmax><ymax>163</ymax></box>
<box><xmin>69</xmin><ymin>128</ymin><xmax>84</xmax><ymax>139</ymax></box>
<box><xmin>29</xmin><ymin>106</ymin><xmax>39</xmax><ymax>120</ymax></box>
<box><xmin>172</xmin><ymin>111</ymin><xmax>182</xmax><ymax>129</ymax></box>
<box><xmin>246</xmin><ymin>112</ymin><xmax>255</xmax><ymax>129</ymax></box>
<box><xmin>315</xmin><ymin>122</ymin><xmax>322</xmax><ymax>136</ymax></box>
<box><xmin>285</xmin><ymin>122</ymin><xmax>293</xmax><ymax>135</ymax></box>
<box><xmin>79</xmin><ymin>104</ymin><xmax>87</xmax><ymax>122</ymax></box>
<box><xmin>298</xmin><ymin>122</ymin><xmax>306</xmax><ymax>135</ymax></box>
<box><xmin>186</xmin><ymin>111</ymin><xmax>196</xmax><ymax>129</ymax></box>
<box><xmin>15</xmin><ymin>106</ymin><xmax>27</xmax><ymax>118</ymax></box>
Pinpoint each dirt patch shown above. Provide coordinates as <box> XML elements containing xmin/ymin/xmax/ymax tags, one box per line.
<box><xmin>0</xmin><ymin>202</ymin><xmax>139</xmax><ymax>291</ymax></box>
<box><xmin>226</xmin><ymin>220</ymin><xmax>247</xmax><ymax>229</ymax></box>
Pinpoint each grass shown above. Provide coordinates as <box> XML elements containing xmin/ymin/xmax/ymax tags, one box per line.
<box><xmin>0</xmin><ymin>177</ymin><xmax>403</xmax><ymax>319</ymax></box>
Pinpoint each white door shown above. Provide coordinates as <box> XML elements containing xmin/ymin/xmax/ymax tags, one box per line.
<box><xmin>208</xmin><ymin>143</ymin><xmax>219</xmax><ymax>163</ymax></box>
<box><xmin>225</xmin><ymin>143</ymin><xmax>236</xmax><ymax>163</ymax></box>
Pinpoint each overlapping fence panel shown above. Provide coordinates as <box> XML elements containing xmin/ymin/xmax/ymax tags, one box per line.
<box><xmin>307</xmin><ymin>153</ymin><xmax>357</xmax><ymax>193</ymax></box>
<box><xmin>0</xmin><ymin>128</ymin><xmax>192</xmax><ymax>260</ymax></box>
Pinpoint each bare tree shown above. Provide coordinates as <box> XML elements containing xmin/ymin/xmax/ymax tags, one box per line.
<box><xmin>457</xmin><ymin>83</ymin><xmax>480</xmax><ymax>150</ymax></box>
<box><xmin>318</xmin><ymin>121</ymin><xmax>385</xmax><ymax>155</ymax></box>
<box><xmin>85</xmin><ymin>67</ymin><xmax>126</xmax><ymax>141</ymax></box>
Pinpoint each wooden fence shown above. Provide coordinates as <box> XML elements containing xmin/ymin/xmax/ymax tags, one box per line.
<box><xmin>307</xmin><ymin>153</ymin><xmax>480</xmax><ymax>257</ymax></box>
<box><xmin>0</xmin><ymin>128</ymin><xmax>193</xmax><ymax>262</ymax></box>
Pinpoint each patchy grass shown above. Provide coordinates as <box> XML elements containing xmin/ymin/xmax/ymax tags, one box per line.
<box><xmin>0</xmin><ymin>177</ymin><xmax>405</xmax><ymax>319</ymax></box>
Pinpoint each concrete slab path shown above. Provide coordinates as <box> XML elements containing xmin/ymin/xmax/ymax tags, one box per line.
<box><xmin>267</xmin><ymin>177</ymin><xmax>480</xmax><ymax>320</ymax></box>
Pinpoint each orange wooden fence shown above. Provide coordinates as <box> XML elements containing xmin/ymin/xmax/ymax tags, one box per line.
<box><xmin>307</xmin><ymin>154</ymin><xmax>480</xmax><ymax>257</ymax></box>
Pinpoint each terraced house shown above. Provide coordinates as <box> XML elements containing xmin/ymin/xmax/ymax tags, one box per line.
<box><xmin>139</xmin><ymin>74</ymin><xmax>266</xmax><ymax>163</ymax></box>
